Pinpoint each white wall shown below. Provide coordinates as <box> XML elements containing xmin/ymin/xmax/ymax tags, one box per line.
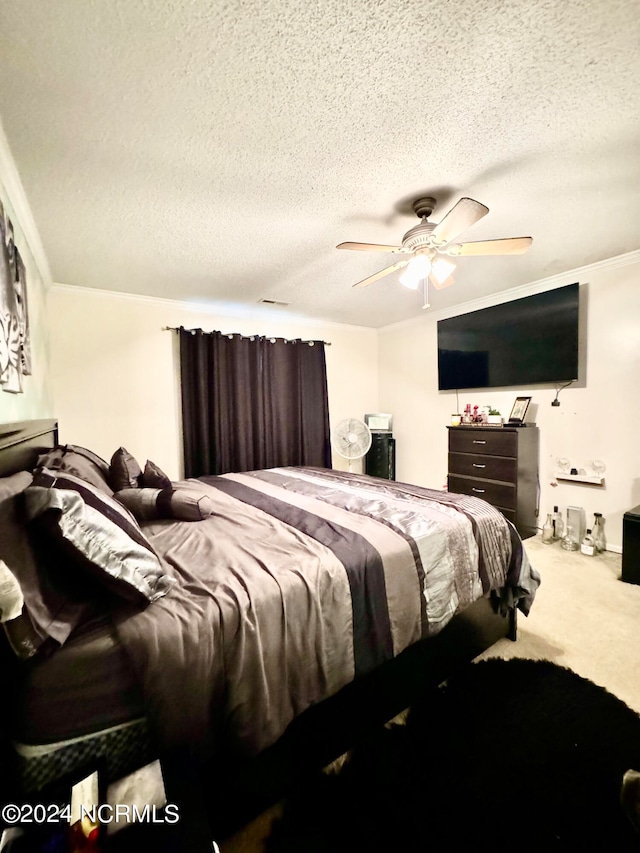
<box><xmin>378</xmin><ymin>253</ymin><xmax>640</xmax><ymax>551</ymax></box>
<box><xmin>48</xmin><ymin>285</ymin><xmax>379</xmax><ymax>478</ymax></box>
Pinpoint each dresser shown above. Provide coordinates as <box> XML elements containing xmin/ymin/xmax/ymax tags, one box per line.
<box><xmin>447</xmin><ymin>425</ymin><xmax>539</xmax><ymax>539</ymax></box>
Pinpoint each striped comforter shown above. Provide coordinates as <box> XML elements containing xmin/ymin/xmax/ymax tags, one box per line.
<box><xmin>114</xmin><ymin>468</ymin><xmax>539</xmax><ymax>757</ymax></box>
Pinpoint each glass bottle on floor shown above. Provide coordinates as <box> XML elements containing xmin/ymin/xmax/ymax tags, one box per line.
<box><xmin>561</xmin><ymin>526</ymin><xmax>579</xmax><ymax>551</ymax></box>
<box><xmin>592</xmin><ymin>513</ymin><xmax>606</xmax><ymax>554</ymax></box>
<box><xmin>542</xmin><ymin>513</ymin><xmax>554</xmax><ymax>544</ymax></box>
<box><xmin>552</xmin><ymin>505</ymin><xmax>564</xmax><ymax>541</ymax></box>
<box><xmin>580</xmin><ymin>528</ymin><xmax>596</xmax><ymax>556</ymax></box>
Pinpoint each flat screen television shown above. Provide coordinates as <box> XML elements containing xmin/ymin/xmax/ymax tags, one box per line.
<box><xmin>437</xmin><ymin>282</ymin><xmax>579</xmax><ymax>391</ymax></box>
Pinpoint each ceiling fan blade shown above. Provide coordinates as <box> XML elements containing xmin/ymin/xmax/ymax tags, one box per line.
<box><xmin>352</xmin><ymin>259</ymin><xmax>409</xmax><ymax>288</ymax></box>
<box><xmin>429</xmin><ymin>272</ymin><xmax>455</xmax><ymax>290</ymax></box>
<box><xmin>337</xmin><ymin>241</ymin><xmax>407</xmax><ymax>253</ymax></box>
<box><xmin>447</xmin><ymin>236</ymin><xmax>533</xmax><ymax>256</ymax></box>
<box><xmin>430</xmin><ymin>197</ymin><xmax>489</xmax><ymax>245</ymax></box>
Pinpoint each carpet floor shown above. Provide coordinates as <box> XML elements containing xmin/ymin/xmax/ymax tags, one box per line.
<box><xmin>265</xmin><ymin>658</ymin><xmax>640</xmax><ymax>851</ymax></box>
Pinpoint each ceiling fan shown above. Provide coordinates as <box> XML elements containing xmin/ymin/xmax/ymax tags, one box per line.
<box><xmin>337</xmin><ymin>196</ymin><xmax>532</xmax><ymax>292</ymax></box>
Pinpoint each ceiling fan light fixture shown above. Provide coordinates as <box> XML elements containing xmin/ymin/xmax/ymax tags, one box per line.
<box><xmin>399</xmin><ymin>253</ymin><xmax>431</xmax><ymax>289</ymax></box>
<box><xmin>338</xmin><ymin>195</ymin><xmax>532</xmax><ymax>293</ymax></box>
<box><xmin>399</xmin><ymin>269</ymin><xmax>422</xmax><ymax>290</ymax></box>
<box><xmin>430</xmin><ymin>257</ymin><xmax>457</xmax><ymax>285</ymax></box>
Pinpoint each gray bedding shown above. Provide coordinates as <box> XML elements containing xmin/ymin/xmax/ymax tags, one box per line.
<box><xmin>113</xmin><ymin>468</ymin><xmax>539</xmax><ymax>759</ymax></box>
<box><xmin>14</xmin><ymin>613</ymin><xmax>145</xmax><ymax>744</ymax></box>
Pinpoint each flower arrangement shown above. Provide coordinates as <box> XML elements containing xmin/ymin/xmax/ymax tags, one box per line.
<box><xmin>462</xmin><ymin>404</ymin><xmax>502</xmax><ymax>425</ymax></box>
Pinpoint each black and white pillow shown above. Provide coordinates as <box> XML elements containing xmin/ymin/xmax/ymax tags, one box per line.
<box><xmin>0</xmin><ymin>471</ymin><xmax>90</xmax><ymax>659</ymax></box>
<box><xmin>25</xmin><ymin>469</ymin><xmax>173</xmax><ymax>607</ymax></box>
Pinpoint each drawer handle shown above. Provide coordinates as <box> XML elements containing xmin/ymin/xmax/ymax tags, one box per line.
<box><xmin>472</xmin><ymin>440</ymin><xmax>487</xmax><ymax>444</ymax></box>
<box><xmin>472</xmin><ymin>463</ymin><xmax>486</xmax><ymax>468</ymax></box>
<box><xmin>472</xmin><ymin>487</ymin><xmax>486</xmax><ymax>493</ymax></box>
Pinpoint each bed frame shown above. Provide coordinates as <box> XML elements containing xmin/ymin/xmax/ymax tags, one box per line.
<box><xmin>0</xmin><ymin>419</ymin><xmax>515</xmax><ymax>836</ymax></box>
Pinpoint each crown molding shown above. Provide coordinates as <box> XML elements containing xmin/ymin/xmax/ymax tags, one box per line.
<box><xmin>0</xmin><ymin>118</ymin><xmax>53</xmax><ymax>287</ymax></box>
<box><xmin>50</xmin><ymin>282</ymin><xmax>377</xmax><ymax>335</ymax></box>
<box><xmin>378</xmin><ymin>249</ymin><xmax>640</xmax><ymax>334</ymax></box>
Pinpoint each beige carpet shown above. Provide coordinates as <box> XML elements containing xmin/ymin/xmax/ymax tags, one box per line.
<box><xmin>220</xmin><ymin>538</ymin><xmax>640</xmax><ymax>851</ymax></box>
<box><xmin>476</xmin><ymin>536</ymin><xmax>640</xmax><ymax>714</ymax></box>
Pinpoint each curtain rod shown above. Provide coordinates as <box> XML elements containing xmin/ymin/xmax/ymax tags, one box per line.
<box><xmin>162</xmin><ymin>327</ymin><xmax>331</xmax><ymax>345</ymax></box>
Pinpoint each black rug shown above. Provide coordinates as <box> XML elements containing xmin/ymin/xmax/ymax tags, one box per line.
<box><xmin>266</xmin><ymin>659</ymin><xmax>640</xmax><ymax>851</ymax></box>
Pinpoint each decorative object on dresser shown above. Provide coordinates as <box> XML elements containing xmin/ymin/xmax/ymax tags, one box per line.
<box><xmin>447</xmin><ymin>424</ymin><xmax>539</xmax><ymax>539</ymax></box>
<box><xmin>508</xmin><ymin>396</ymin><xmax>531</xmax><ymax>424</ymax></box>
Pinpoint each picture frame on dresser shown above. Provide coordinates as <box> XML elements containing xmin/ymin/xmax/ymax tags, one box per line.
<box><xmin>508</xmin><ymin>396</ymin><xmax>532</xmax><ymax>424</ymax></box>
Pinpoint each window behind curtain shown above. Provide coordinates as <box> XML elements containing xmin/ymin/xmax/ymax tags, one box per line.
<box><xmin>179</xmin><ymin>329</ymin><xmax>331</xmax><ymax>477</ymax></box>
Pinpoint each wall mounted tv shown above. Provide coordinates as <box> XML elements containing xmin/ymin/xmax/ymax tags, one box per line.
<box><xmin>437</xmin><ymin>282</ymin><xmax>579</xmax><ymax>391</ymax></box>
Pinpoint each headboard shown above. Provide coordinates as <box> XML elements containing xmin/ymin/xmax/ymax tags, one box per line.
<box><xmin>0</xmin><ymin>419</ymin><xmax>59</xmax><ymax>477</ymax></box>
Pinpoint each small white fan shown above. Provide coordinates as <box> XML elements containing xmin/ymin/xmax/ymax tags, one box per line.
<box><xmin>331</xmin><ymin>418</ymin><xmax>372</xmax><ymax>471</ymax></box>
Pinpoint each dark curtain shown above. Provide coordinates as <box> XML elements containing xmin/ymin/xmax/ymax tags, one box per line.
<box><xmin>180</xmin><ymin>329</ymin><xmax>331</xmax><ymax>477</ymax></box>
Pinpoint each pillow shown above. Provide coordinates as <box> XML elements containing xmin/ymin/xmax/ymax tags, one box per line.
<box><xmin>0</xmin><ymin>472</ymin><xmax>91</xmax><ymax>658</ymax></box>
<box><xmin>25</xmin><ymin>469</ymin><xmax>173</xmax><ymax>607</ymax></box>
<box><xmin>116</xmin><ymin>487</ymin><xmax>213</xmax><ymax>522</ymax></box>
<box><xmin>141</xmin><ymin>460</ymin><xmax>172</xmax><ymax>489</ymax></box>
<box><xmin>36</xmin><ymin>445</ymin><xmax>113</xmax><ymax>495</ymax></box>
<box><xmin>109</xmin><ymin>447</ymin><xmax>143</xmax><ymax>492</ymax></box>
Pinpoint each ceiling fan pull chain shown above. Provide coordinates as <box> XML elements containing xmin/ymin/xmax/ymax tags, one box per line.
<box><xmin>422</xmin><ymin>276</ymin><xmax>430</xmax><ymax>310</ymax></box>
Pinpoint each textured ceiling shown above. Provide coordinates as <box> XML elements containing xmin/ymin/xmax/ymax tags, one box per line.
<box><xmin>0</xmin><ymin>0</ymin><xmax>638</xmax><ymax>328</ymax></box>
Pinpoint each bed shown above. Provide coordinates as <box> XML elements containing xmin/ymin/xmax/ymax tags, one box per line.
<box><xmin>0</xmin><ymin>418</ymin><xmax>539</xmax><ymax>831</ymax></box>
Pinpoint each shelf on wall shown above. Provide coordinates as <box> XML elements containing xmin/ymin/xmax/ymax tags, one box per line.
<box><xmin>555</xmin><ymin>473</ymin><xmax>604</xmax><ymax>485</ymax></box>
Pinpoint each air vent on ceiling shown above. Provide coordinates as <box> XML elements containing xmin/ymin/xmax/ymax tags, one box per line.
<box><xmin>258</xmin><ymin>298</ymin><xmax>289</xmax><ymax>307</ymax></box>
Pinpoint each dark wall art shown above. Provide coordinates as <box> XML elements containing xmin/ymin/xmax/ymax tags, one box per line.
<box><xmin>0</xmin><ymin>199</ymin><xmax>31</xmax><ymax>393</ymax></box>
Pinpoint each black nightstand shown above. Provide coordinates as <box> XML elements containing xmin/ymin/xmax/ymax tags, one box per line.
<box><xmin>622</xmin><ymin>506</ymin><xmax>640</xmax><ymax>585</ymax></box>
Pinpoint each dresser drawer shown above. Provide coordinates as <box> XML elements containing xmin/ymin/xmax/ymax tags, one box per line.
<box><xmin>448</xmin><ymin>451</ymin><xmax>517</xmax><ymax>482</ymax></box>
<box><xmin>448</xmin><ymin>475</ymin><xmax>517</xmax><ymax>510</ymax></box>
<box><xmin>449</xmin><ymin>429</ymin><xmax>518</xmax><ymax>457</ymax></box>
